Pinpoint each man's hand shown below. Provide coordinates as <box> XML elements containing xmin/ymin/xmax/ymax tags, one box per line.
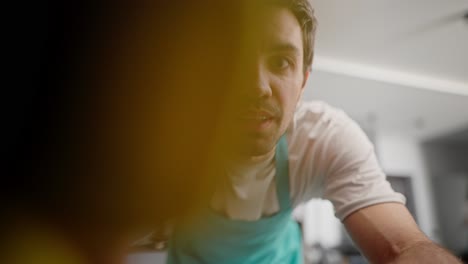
<box><xmin>343</xmin><ymin>202</ymin><xmax>461</xmax><ymax>264</ymax></box>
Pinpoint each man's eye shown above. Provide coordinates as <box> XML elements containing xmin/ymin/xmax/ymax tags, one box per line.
<box><xmin>269</xmin><ymin>56</ymin><xmax>291</xmax><ymax>71</ymax></box>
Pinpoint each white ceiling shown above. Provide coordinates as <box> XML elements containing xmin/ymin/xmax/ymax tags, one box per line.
<box><xmin>305</xmin><ymin>0</ymin><xmax>468</xmax><ymax>140</ymax></box>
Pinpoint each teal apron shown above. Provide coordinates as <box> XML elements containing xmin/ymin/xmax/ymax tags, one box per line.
<box><xmin>167</xmin><ymin>136</ymin><xmax>302</xmax><ymax>264</ymax></box>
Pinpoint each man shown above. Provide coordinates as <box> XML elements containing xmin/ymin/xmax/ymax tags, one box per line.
<box><xmin>167</xmin><ymin>0</ymin><xmax>462</xmax><ymax>263</ymax></box>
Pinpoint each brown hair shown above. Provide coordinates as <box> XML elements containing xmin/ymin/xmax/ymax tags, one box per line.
<box><xmin>269</xmin><ymin>0</ymin><xmax>318</xmax><ymax>72</ymax></box>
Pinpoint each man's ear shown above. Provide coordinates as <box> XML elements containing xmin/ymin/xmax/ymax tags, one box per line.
<box><xmin>297</xmin><ymin>70</ymin><xmax>310</xmax><ymax>104</ymax></box>
<box><xmin>301</xmin><ymin>70</ymin><xmax>310</xmax><ymax>88</ymax></box>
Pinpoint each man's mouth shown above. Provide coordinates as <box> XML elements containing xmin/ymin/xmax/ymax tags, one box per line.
<box><xmin>239</xmin><ymin>109</ymin><xmax>275</xmax><ymax>119</ymax></box>
<box><xmin>237</xmin><ymin>111</ymin><xmax>276</xmax><ymax>132</ymax></box>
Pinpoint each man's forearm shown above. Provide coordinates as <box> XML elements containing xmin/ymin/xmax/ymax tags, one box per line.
<box><xmin>390</xmin><ymin>241</ymin><xmax>461</xmax><ymax>264</ymax></box>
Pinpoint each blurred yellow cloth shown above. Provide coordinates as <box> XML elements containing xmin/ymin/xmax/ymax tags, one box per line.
<box><xmin>2</xmin><ymin>224</ymin><xmax>86</xmax><ymax>264</ymax></box>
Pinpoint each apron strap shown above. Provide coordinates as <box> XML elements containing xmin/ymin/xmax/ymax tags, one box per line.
<box><xmin>275</xmin><ymin>134</ymin><xmax>291</xmax><ymax>210</ymax></box>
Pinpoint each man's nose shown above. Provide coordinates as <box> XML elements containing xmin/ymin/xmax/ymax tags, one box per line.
<box><xmin>244</xmin><ymin>63</ymin><xmax>272</xmax><ymax>99</ymax></box>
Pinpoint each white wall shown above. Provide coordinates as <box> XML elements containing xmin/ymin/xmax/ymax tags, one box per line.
<box><xmin>375</xmin><ymin>133</ymin><xmax>439</xmax><ymax>241</ymax></box>
<box><xmin>295</xmin><ymin>199</ymin><xmax>342</xmax><ymax>248</ymax></box>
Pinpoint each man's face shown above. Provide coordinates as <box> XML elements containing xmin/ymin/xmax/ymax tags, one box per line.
<box><xmin>228</xmin><ymin>6</ymin><xmax>308</xmax><ymax>156</ymax></box>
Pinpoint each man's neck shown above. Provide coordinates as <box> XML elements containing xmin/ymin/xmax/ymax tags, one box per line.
<box><xmin>227</xmin><ymin>146</ymin><xmax>276</xmax><ymax>171</ymax></box>
<box><xmin>248</xmin><ymin>147</ymin><xmax>276</xmax><ymax>163</ymax></box>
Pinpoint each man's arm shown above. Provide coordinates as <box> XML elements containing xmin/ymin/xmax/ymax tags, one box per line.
<box><xmin>343</xmin><ymin>202</ymin><xmax>461</xmax><ymax>264</ymax></box>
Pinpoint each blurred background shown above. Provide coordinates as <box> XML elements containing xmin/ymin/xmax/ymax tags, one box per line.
<box><xmin>301</xmin><ymin>0</ymin><xmax>468</xmax><ymax>262</ymax></box>
<box><xmin>129</xmin><ymin>0</ymin><xmax>468</xmax><ymax>263</ymax></box>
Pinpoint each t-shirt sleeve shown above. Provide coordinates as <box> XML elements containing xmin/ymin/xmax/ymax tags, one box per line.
<box><xmin>320</xmin><ymin>113</ymin><xmax>406</xmax><ymax>221</ymax></box>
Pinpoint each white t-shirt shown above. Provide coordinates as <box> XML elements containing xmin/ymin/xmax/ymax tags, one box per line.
<box><xmin>211</xmin><ymin>101</ymin><xmax>406</xmax><ymax>222</ymax></box>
